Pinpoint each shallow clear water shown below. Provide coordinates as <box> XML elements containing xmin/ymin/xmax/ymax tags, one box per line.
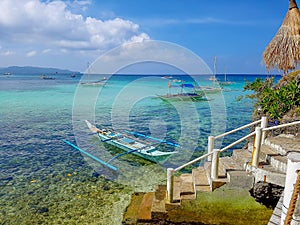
<box><xmin>0</xmin><ymin>73</ymin><xmax>280</xmax><ymax>224</ymax></box>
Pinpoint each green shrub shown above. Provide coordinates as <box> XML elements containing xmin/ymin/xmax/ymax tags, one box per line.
<box><xmin>243</xmin><ymin>74</ymin><xmax>300</xmax><ymax>119</ymax></box>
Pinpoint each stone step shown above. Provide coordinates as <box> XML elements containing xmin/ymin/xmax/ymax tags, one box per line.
<box><xmin>151</xmin><ymin>185</ymin><xmax>167</xmax><ymax>220</ymax></box>
<box><xmin>137</xmin><ymin>192</ymin><xmax>155</xmax><ymax>222</ymax></box>
<box><xmin>226</xmin><ymin>170</ymin><xmax>254</xmax><ymax>189</ymax></box>
<box><xmin>249</xmin><ymin>163</ymin><xmax>286</xmax><ymax>187</ymax></box>
<box><xmin>260</xmin><ymin>145</ymin><xmax>288</xmax><ymax>173</ymax></box>
<box><xmin>264</xmin><ymin>134</ymin><xmax>300</xmax><ymax>155</ymax></box>
<box><xmin>122</xmin><ymin>192</ymin><xmax>146</xmax><ymax>224</ymax></box>
<box><xmin>266</xmin><ymin>155</ymin><xmax>287</xmax><ymax>174</ymax></box>
<box><xmin>179</xmin><ymin>174</ymin><xmax>196</xmax><ymax>200</ymax></box>
<box><xmin>192</xmin><ymin>167</ymin><xmax>211</xmax><ymax>192</ymax></box>
<box><xmin>259</xmin><ymin>144</ymin><xmax>279</xmax><ymax>161</ymax></box>
<box><xmin>173</xmin><ymin>176</ymin><xmax>182</xmax><ymax>203</ymax></box>
<box><xmin>231</xmin><ymin>149</ymin><xmax>252</xmax><ymax>166</ymax></box>
<box><xmin>218</xmin><ymin>158</ymin><xmax>227</xmax><ymax>178</ymax></box>
<box><xmin>219</xmin><ymin>156</ymin><xmax>245</xmax><ymax>172</ymax></box>
<box><xmin>204</xmin><ymin>161</ymin><xmax>228</xmax><ymax>191</ymax></box>
<box><xmin>204</xmin><ymin>161</ymin><xmax>228</xmax><ymax>180</ymax></box>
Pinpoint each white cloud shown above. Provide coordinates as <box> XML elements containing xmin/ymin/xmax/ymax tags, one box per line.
<box><xmin>1</xmin><ymin>50</ymin><xmax>15</xmax><ymax>56</ymax></box>
<box><xmin>42</xmin><ymin>49</ymin><xmax>51</xmax><ymax>54</ymax></box>
<box><xmin>0</xmin><ymin>0</ymin><xmax>149</xmax><ymax>52</ymax></box>
<box><xmin>26</xmin><ymin>50</ymin><xmax>37</xmax><ymax>57</ymax></box>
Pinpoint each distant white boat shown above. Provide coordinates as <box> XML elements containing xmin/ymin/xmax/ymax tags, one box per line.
<box><xmin>80</xmin><ymin>80</ymin><xmax>106</xmax><ymax>86</ymax></box>
<box><xmin>3</xmin><ymin>72</ymin><xmax>11</xmax><ymax>76</ymax></box>
<box><xmin>40</xmin><ymin>74</ymin><xmax>55</xmax><ymax>80</ymax></box>
<box><xmin>80</xmin><ymin>62</ymin><xmax>107</xmax><ymax>86</ymax></box>
<box><xmin>201</xmin><ymin>57</ymin><xmax>222</xmax><ymax>93</ymax></box>
<box><xmin>219</xmin><ymin>66</ymin><xmax>234</xmax><ymax>86</ymax></box>
<box><xmin>209</xmin><ymin>56</ymin><xmax>218</xmax><ymax>82</ymax></box>
<box><xmin>162</xmin><ymin>75</ymin><xmax>173</xmax><ymax>79</ymax></box>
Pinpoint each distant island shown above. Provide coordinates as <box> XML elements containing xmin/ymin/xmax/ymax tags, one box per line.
<box><xmin>0</xmin><ymin>66</ymin><xmax>79</xmax><ymax>75</ymax></box>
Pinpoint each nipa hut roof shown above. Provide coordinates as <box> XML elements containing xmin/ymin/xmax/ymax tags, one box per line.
<box><xmin>263</xmin><ymin>0</ymin><xmax>300</xmax><ymax>74</ymax></box>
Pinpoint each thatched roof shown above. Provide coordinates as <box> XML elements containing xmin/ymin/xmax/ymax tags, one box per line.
<box><xmin>263</xmin><ymin>0</ymin><xmax>300</xmax><ymax>74</ymax></box>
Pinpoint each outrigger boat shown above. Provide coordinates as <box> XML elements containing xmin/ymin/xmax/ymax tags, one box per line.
<box><xmin>85</xmin><ymin>120</ymin><xmax>178</xmax><ymax>164</ymax></box>
<box><xmin>158</xmin><ymin>80</ymin><xmax>205</xmax><ymax>101</ymax></box>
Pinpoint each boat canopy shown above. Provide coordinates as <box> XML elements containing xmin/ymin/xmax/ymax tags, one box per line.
<box><xmin>171</xmin><ymin>83</ymin><xmax>195</xmax><ymax>88</ymax></box>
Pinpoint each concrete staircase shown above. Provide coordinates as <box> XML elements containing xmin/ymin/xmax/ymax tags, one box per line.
<box><xmin>122</xmin><ymin>134</ymin><xmax>299</xmax><ymax>224</ymax></box>
<box><xmin>123</xmin><ymin>170</ymin><xmax>211</xmax><ymax>224</ymax></box>
<box><xmin>249</xmin><ymin>134</ymin><xmax>300</xmax><ymax>187</ymax></box>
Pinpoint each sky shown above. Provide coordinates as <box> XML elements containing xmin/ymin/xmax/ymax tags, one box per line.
<box><xmin>0</xmin><ymin>0</ymin><xmax>291</xmax><ymax>74</ymax></box>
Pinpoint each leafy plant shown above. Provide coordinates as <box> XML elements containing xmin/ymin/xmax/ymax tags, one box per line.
<box><xmin>242</xmin><ymin>75</ymin><xmax>300</xmax><ymax>120</ymax></box>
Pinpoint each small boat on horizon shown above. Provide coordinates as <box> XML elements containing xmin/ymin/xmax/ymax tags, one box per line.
<box><xmin>40</xmin><ymin>74</ymin><xmax>55</xmax><ymax>80</ymax></box>
<box><xmin>80</xmin><ymin>76</ymin><xmax>107</xmax><ymax>86</ymax></box>
<box><xmin>208</xmin><ymin>56</ymin><xmax>218</xmax><ymax>82</ymax></box>
<box><xmin>3</xmin><ymin>72</ymin><xmax>12</xmax><ymax>76</ymax></box>
<box><xmin>219</xmin><ymin>66</ymin><xmax>234</xmax><ymax>86</ymax></box>
<box><xmin>199</xmin><ymin>56</ymin><xmax>222</xmax><ymax>93</ymax></box>
<box><xmin>162</xmin><ymin>75</ymin><xmax>173</xmax><ymax>79</ymax></box>
<box><xmin>80</xmin><ymin>80</ymin><xmax>107</xmax><ymax>86</ymax></box>
<box><xmin>80</xmin><ymin>62</ymin><xmax>107</xmax><ymax>86</ymax></box>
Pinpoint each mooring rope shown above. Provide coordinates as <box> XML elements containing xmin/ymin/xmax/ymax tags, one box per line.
<box><xmin>284</xmin><ymin>171</ymin><xmax>300</xmax><ymax>225</ymax></box>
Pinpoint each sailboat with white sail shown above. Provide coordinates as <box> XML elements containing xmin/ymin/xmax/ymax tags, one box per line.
<box><xmin>219</xmin><ymin>66</ymin><xmax>233</xmax><ymax>86</ymax></box>
<box><xmin>199</xmin><ymin>56</ymin><xmax>222</xmax><ymax>93</ymax></box>
<box><xmin>80</xmin><ymin>62</ymin><xmax>107</xmax><ymax>86</ymax></box>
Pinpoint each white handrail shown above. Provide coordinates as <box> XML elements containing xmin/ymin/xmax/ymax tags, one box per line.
<box><xmin>263</xmin><ymin>121</ymin><xmax>300</xmax><ymax>132</ymax></box>
<box><xmin>166</xmin><ymin>117</ymin><xmax>299</xmax><ymax>203</ymax></box>
<box><xmin>215</xmin><ymin>119</ymin><xmax>261</xmax><ymax>139</ymax></box>
<box><xmin>176</xmin><ymin>119</ymin><xmax>263</xmax><ymax>172</ymax></box>
<box><xmin>220</xmin><ymin>131</ymin><xmax>255</xmax><ymax>152</ymax></box>
<box><xmin>166</xmin><ymin>117</ymin><xmax>265</xmax><ymax>203</ymax></box>
<box><xmin>174</xmin><ymin>150</ymin><xmax>215</xmax><ymax>172</ymax></box>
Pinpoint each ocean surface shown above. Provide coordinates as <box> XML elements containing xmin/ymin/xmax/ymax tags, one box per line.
<box><xmin>0</xmin><ymin>73</ymin><xmax>280</xmax><ymax>224</ymax></box>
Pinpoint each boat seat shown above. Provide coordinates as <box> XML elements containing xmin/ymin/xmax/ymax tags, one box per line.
<box><xmin>121</xmin><ymin>137</ymin><xmax>135</xmax><ymax>144</ymax></box>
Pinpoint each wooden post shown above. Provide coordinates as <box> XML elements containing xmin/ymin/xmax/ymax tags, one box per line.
<box><xmin>252</xmin><ymin>127</ymin><xmax>262</xmax><ymax>167</ymax></box>
<box><xmin>260</xmin><ymin>116</ymin><xmax>268</xmax><ymax>144</ymax></box>
<box><xmin>167</xmin><ymin>168</ymin><xmax>174</xmax><ymax>203</ymax></box>
<box><xmin>207</xmin><ymin>136</ymin><xmax>215</xmax><ymax>162</ymax></box>
<box><xmin>281</xmin><ymin>153</ymin><xmax>300</xmax><ymax>225</ymax></box>
<box><xmin>211</xmin><ymin>149</ymin><xmax>220</xmax><ymax>180</ymax></box>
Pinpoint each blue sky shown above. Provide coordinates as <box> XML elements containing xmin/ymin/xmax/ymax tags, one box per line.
<box><xmin>0</xmin><ymin>0</ymin><xmax>290</xmax><ymax>73</ymax></box>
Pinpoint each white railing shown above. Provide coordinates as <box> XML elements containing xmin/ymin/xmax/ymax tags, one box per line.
<box><xmin>167</xmin><ymin>117</ymin><xmax>300</xmax><ymax>202</ymax></box>
<box><xmin>250</xmin><ymin>120</ymin><xmax>300</xmax><ymax>168</ymax></box>
<box><xmin>207</xmin><ymin>119</ymin><xmax>264</xmax><ymax>161</ymax></box>
<box><xmin>166</xmin><ymin>116</ymin><xmax>268</xmax><ymax>202</ymax></box>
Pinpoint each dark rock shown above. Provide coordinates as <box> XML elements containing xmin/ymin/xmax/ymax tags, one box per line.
<box><xmin>103</xmin><ymin>184</ymin><xmax>110</xmax><ymax>191</ymax></box>
<box><xmin>250</xmin><ymin>181</ymin><xmax>283</xmax><ymax>208</ymax></box>
<box><xmin>0</xmin><ymin>176</ymin><xmax>13</xmax><ymax>182</ymax></box>
<box><xmin>30</xmin><ymin>205</ymin><xmax>49</xmax><ymax>214</ymax></box>
<box><xmin>296</xmin><ymin>74</ymin><xmax>300</xmax><ymax>88</ymax></box>
<box><xmin>92</xmin><ymin>171</ymin><xmax>100</xmax><ymax>178</ymax></box>
<box><xmin>36</xmin><ymin>207</ymin><xmax>49</xmax><ymax>214</ymax></box>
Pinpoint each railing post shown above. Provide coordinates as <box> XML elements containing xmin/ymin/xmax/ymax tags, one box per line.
<box><xmin>211</xmin><ymin>149</ymin><xmax>220</xmax><ymax>180</ymax></box>
<box><xmin>167</xmin><ymin>168</ymin><xmax>174</xmax><ymax>203</ymax></box>
<box><xmin>281</xmin><ymin>152</ymin><xmax>300</xmax><ymax>225</ymax></box>
<box><xmin>261</xmin><ymin>116</ymin><xmax>268</xmax><ymax>144</ymax></box>
<box><xmin>207</xmin><ymin>136</ymin><xmax>215</xmax><ymax>162</ymax></box>
<box><xmin>252</xmin><ymin>127</ymin><xmax>262</xmax><ymax>167</ymax></box>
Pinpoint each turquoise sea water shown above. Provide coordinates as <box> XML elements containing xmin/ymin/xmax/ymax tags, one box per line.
<box><xmin>0</xmin><ymin>73</ymin><xmax>280</xmax><ymax>224</ymax></box>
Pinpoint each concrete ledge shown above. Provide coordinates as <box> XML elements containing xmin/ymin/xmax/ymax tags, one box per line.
<box><xmin>248</xmin><ymin>165</ymin><xmax>286</xmax><ymax>187</ymax></box>
<box><xmin>226</xmin><ymin>170</ymin><xmax>254</xmax><ymax>189</ymax></box>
